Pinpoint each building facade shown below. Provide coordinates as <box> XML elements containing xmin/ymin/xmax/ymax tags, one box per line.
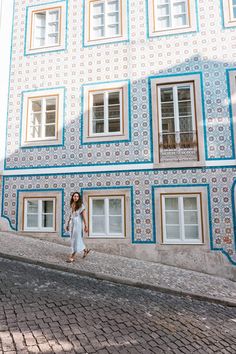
<box><xmin>1</xmin><ymin>0</ymin><xmax>236</xmax><ymax>279</ymax></box>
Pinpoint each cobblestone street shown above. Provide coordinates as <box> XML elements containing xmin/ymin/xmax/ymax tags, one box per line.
<box><xmin>0</xmin><ymin>258</ymin><xmax>235</xmax><ymax>354</ymax></box>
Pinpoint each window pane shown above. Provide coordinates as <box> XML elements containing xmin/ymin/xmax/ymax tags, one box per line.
<box><xmin>46</xmin><ymin>112</ymin><xmax>56</xmax><ymax>124</ymax></box>
<box><xmin>109</xmin><ymin>92</ymin><xmax>120</xmax><ymax>105</ymax></box>
<box><xmin>93</xmin><ymin>121</ymin><xmax>104</xmax><ymax>133</ymax></box>
<box><xmin>45</xmin><ymin>125</ymin><xmax>56</xmax><ymax>137</ymax></box>
<box><xmin>27</xmin><ymin>200</ymin><xmax>38</xmax><ymax>213</ymax></box>
<box><xmin>234</xmin><ymin>7</ymin><xmax>236</xmax><ymax>18</ymax></box>
<box><xmin>178</xmin><ymin>101</ymin><xmax>192</xmax><ymax>117</ymax></box>
<box><xmin>178</xmin><ymin>87</ymin><xmax>191</xmax><ymax>101</ymax></box>
<box><xmin>161</xmin><ymin>102</ymin><xmax>174</xmax><ymax>118</ymax></box>
<box><xmin>93</xmin><ymin>2</ymin><xmax>104</xmax><ymax>15</ymax></box>
<box><xmin>46</xmin><ymin>98</ymin><xmax>56</xmax><ymax>111</ymax></box>
<box><xmin>157</xmin><ymin>16</ymin><xmax>170</xmax><ymax>29</ymax></box>
<box><xmin>32</xmin><ymin>113</ymin><xmax>42</xmax><ymax>126</ymax></box>
<box><xmin>93</xmin><ymin>106</ymin><xmax>104</xmax><ymax>120</ymax></box>
<box><xmin>107</xmin><ymin>12</ymin><xmax>119</xmax><ymax>25</ymax></box>
<box><xmin>109</xmin><ymin>119</ymin><xmax>120</xmax><ymax>132</ymax></box>
<box><xmin>108</xmin><ymin>24</ymin><xmax>119</xmax><ymax>36</ymax></box>
<box><xmin>179</xmin><ymin>117</ymin><xmax>193</xmax><ymax>132</ymax></box>
<box><xmin>93</xmin><ymin>14</ymin><xmax>104</xmax><ymax>27</ymax></box>
<box><xmin>184</xmin><ymin>211</ymin><xmax>198</xmax><ymax>224</ymax></box>
<box><xmin>184</xmin><ymin>225</ymin><xmax>199</xmax><ymax>239</ymax></box>
<box><xmin>108</xmin><ymin>105</ymin><xmax>120</xmax><ymax>119</ymax></box>
<box><xmin>48</xmin><ymin>10</ymin><xmax>59</xmax><ymax>22</ymax></box>
<box><xmin>183</xmin><ymin>197</ymin><xmax>197</xmax><ymax>210</ymax></box>
<box><xmin>92</xmin><ymin>199</ymin><xmax>105</xmax><ymax>215</ymax></box>
<box><xmin>109</xmin><ymin>199</ymin><xmax>121</xmax><ymax>215</ymax></box>
<box><xmin>92</xmin><ymin>216</ymin><xmax>106</xmax><ymax>233</ymax></box>
<box><xmin>161</xmin><ymin>88</ymin><xmax>173</xmax><ymax>102</ymax></box>
<box><xmin>32</xmin><ymin>100</ymin><xmax>42</xmax><ymax>112</ymax></box>
<box><xmin>93</xmin><ymin>26</ymin><xmax>105</xmax><ymax>37</ymax></box>
<box><xmin>93</xmin><ymin>93</ymin><xmax>104</xmax><ymax>106</ymax></box>
<box><xmin>108</xmin><ymin>0</ymin><xmax>119</xmax><ymax>12</ymax></box>
<box><xmin>48</xmin><ymin>33</ymin><xmax>59</xmax><ymax>45</ymax></box>
<box><xmin>30</xmin><ymin>126</ymin><xmax>42</xmax><ymax>139</ymax></box>
<box><xmin>165</xmin><ymin>197</ymin><xmax>178</xmax><ymax>210</ymax></box>
<box><xmin>162</xmin><ymin>118</ymin><xmax>175</xmax><ymax>133</ymax></box>
<box><xmin>27</xmin><ymin>214</ymin><xmax>38</xmax><ymax>228</ymax></box>
<box><xmin>165</xmin><ymin>211</ymin><xmax>179</xmax><ymax>224</ymax></box>
<box><xmin>109</xmin><ymin>216</ymin><xmax>122</xmax><ymax>233</ymax></box>
<box><xmin>42</xmin><ymin>200</ymin><xmax>53</xmax><ymax>213</ymax></box>
<box><xmin>173</xmin><ymin>1</ymin><xmax>186</xmax><ymax>16</ymax></box>
<box><xmin>157</xmin><ymin>4</ymin><xmax>169</xmax><ymax>17</ymax></box>
<box><xmin>166</xmin><ymin>225</ymin><xmax>180</xmax><ymax>239</ymax></box>
<box><xmin>42</xmin><ymin>214</ymin><xmax>53</xmax><ymax>228</ymax></box>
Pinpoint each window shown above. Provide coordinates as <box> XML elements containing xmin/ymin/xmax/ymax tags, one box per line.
<box><xmin>150</xmin><ymin>73</ymin><xmax>205</xmax><ymax>166</ymax></box>
<box><xmin>25</xmin><ymin>1</ymin><xmax>67</xmax><ymax>55</ymax></box>
<box><xmin>21</xmin><ymin>87</ymin><xmax>65</xmax><ymax>148</ymax></box>
<box><xmin>84</xmin><ymin>0</ymin><xmax>129</xmax><ymax>46</ymax></box>
<box><xmin>147</xmin><ymin>0</ymin><xmax>198</xmax><ymax>37</ymax></box>
<box><xmin>157</xmin><ymin>82</ymin><xmax>198</xmax><ymax>162</ymax></box>
<box><xmin>82</xmin><ymin>81</ymin><xmax>130</xmax><ymax>143</ymax></box>
<box><xmin>27</xmin><ymin>96</ymin><xmax>58</xmax><ymax>141</ymax></box>
<box><xmin>89</xmin><ymin>196</ymin><xmax>125</xmax><ymax>237</ymax></box>
<box><xmin>222</xmin><ymin>0</ymin><xmax>236</xmax><ymax>27</ymax></box>
<box><xmin>162</xmin><ymin>194</ymin><xmax>203</xmax><ymax>244</ymax></box>
<box><xmin>24</xmin><ymin>198</ymin><xmax>56</xmax><ymax>232</ymax></box>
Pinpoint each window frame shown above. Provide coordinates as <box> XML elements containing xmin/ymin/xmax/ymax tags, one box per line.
<box><xmin>26</xmin><ymin>94</ymin><xmax>59</xmax><ymax>142</ymax></box>
<box><xmin>25</xmin><ymin>1</ymin><xmax>67</xmax><ymax>55</ymax></box>
<box><xmin>89</xmin><ymin>195</ymin><xmax>125</xmax><ymax>238</ymax></box>
<box><xmin>161</xmin><ymin>193</ymin><xmax>203</xmax><ymax>244</ymax></box>
<box><xmin>84</xmin><ymin>0</ymin><xmax>129</xmax><ymax>46</ymax></box>
<box><xmin>23</xmin><ymin>197</ymin><xmax>56</xmax><ymax>232</ymax></box>
<box><xmin>147</xmin><ymin>0</ymin><xmax>198</xmax><ymax>37</ymax></box>
<box><xmin>21</xmin><ymin>87</ymin><xmax>65</xmax><ymax>148</ymax></box>
<box><xmin>82</xmin><ymin>81</ymin><xmax>130</xmax><ymax>144</ymax></box>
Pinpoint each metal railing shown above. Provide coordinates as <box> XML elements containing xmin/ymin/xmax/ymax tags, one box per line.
<box><xmin>159</xmin><ymin>131</ymin><xmax>198</xmax><ymax>162</ymax></box>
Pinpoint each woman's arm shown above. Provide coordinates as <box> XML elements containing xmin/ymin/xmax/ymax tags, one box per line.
<box><xmin>66</xmin><ymin>212</ymin><xmax>72</xmax><ymax>231</ymax></box>
<box><xmin>81</xmin><ymin>210</ymin><xmax>88</xmax><ymax>233</ymax></box>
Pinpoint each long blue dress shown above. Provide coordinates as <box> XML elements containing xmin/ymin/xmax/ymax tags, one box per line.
<box><xmin>70</xmin><ymin>204</ymin><xmax>85</xmax><ymax>254</ymax></box>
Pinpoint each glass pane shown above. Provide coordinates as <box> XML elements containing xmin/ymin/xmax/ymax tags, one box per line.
<box><xmin>183</xmin><ymin>197</ymin><xmax>197</xmax><ymax>210</ymax></box>
<box><xmin>165</xmin><ymin>198</ymin><xmax>178</xmax><ymax>211</ymax></box>
<box><xmin>27</xmin><ymin>200</ymin><xmax>38</xmax><ymax>213</ymax></box>
<box><xmin>93</xmin><ymin>26</ymin><xmax>105</xmax><ymax>37</ymax></box>
<box><xmin>179</xmin><ymin>117</ymin><xmax>193</xmax><ymax>132</ymax></box>
<box><xmin>46</xmin><ymin>112</ymin><xmax>56</xmax><ymax>124</ymax></box>
<box><xmin>184</xmin><ymin>211</ymin><xmax>198</xmax><ymax>224</ymax></box>
<box><xmin>174</xmin><ymin>14</ymin><xmax>187</xmax><ymax>27</ymax></box>
<box><xmin>32</xmin><ymin>113</ymin><xmax>42</xmax><ymax>125</ymax></box>
<box><xmin>233</xmin><ymin>0</ymin><xmax>236</xmax><ymax>5</ymax></box>
<box><xmin>32</xmin><ymin>100</ymin><xmax>42</xmax><ymax>112</ymax></box>
<box><xmin>93</xmin><ymin>121</ymin><xmax>104</xmax><ymax>133</ymax></box>
<box><xmin>157</xmin><ymin>16</ymin><xmax>170</xmax><ymax>29</ymax></box>
<box><xmin>27</xmin><ymin>214</ymin><xmax>38</xmax><ymax>228</ymax></box>
<box><xmin>178</xmin><ymin>101</ymin><xmax>192</xmax><ymax>117</ymax></box>
<box><xmin>108</xmin><ymin>24</ymin><xmax>119</xmax><ymax>36</ymax></box>
<box><xmin>108</xmin><ymin>105</ymin><xmax>120</xmax><ymax>119</ymax></box>
<box><xmin>162</xmin><ymin>118</ymin><xmax>175</xmax><ymax>133</ymax></box>
<box><xmin>46</xmin><ymin>98</ymin><xmax>56</xmax><ymax>111</ymax></box>
<box><xmin>109</xmin><ymin>92</ymin><xmax>120</xmax><ymax>105</ymax></box>
<box><xmin>92</xmin><ymin>199</ymin><xmax>105</xmax><ymax>215</ymax></box>
<box><xmin>42</xmin><ymin>200</ymin><xmax>53</xmax><ymax>213</ymax></box>
<box><xmin>109</xmin><ymin>199</ymin><xmax>121</xmax><ymax>215</ymax></box>
<box><xmin>184</xmin><ymin>225</ymin><xmax>199</xmax><ymax>240</ymax></box>
<box><xmin>45</xmin><ymin>125</ymin><xmax>56</xmax><ymax>137</ymax></box>
<box><xmin>107</xmin><ymin>12</ymin><xmax>119</xmax><ymax>25</ymax></box>
<box><xmin>161</xmin><ymin>88</ymin><xmax>173</xmax><ymax>102</ymax></box>
<box><xmin>165</xmin><ymin>211</ymin><xmax>179</xmax><ymax>224</ymax></box>
<box><xmin>34</xmin><ymin>38</ymin><xmax>45</xmax><ymax>47</ymax></box>
<box><xmin>48</xmin><ymin>21</ymin><xmax>59</xmax><ymax>33</ymax></box>
<box><xmin>157</xmin><ymin>4</ymin><xmax>170</xmax><ymax>16</ymax></box>
<box><xmin>35</xmin><ymin>26</ymin><xmax>46</xmax><ymax>38</ymax></box>
<box><xmin>108</xmin><ymin>0</ymin><xmax>119</xmax><ymax>12</ymax></box>
<box><xmin>161</xmin><ymin>102</ymin><xmax>174</xmax><ymax>118</ymax></box>
<box><xmin>93</xmin><ymin>94</ymin><xmax>104</xmax><ymax>106</ymax></box>
<box><xmin>35</xmin><ymin>12</ymin><xmax>46</xmax><ymax>27</ymax></box>
<box><xmin>48</xmin><ymin>33</ymin><xmax>59</xmax><ymax>45</ymax></box>
<box><xmin>166</xmin><ymin>225</ymin><xmax>180</xmax><ymax>239</ymax></box>
<box><xmin>92</xmin><ymin>216</ymin><xmax>105</xmax><ymax>233</ymax></box>
<box><xmin>93</xmin><ymin>2</ymin><xmax>104</xmax><ymax>15</ymax></box>
<box><xmin>42</xmin><ymin>214</ymin><xmax>53</xmax><ymax>228</ymax></box>
<box><xmin>233</xmin><ymin>7</ymin><xmax>236</xmax><ymax>18</ymax></box>
<box><xmin>173</xmin><ymin>1</ymin><xmax>186</xmax><ymax>15</ymax></box>
<box><xmin>93</xmin><ymin>14</ymin><xmax>104</xmax><ymax>27</ymax></box>
<box><xmin>109</xmin><ymin>216</ymin><xmax>122</xmax><ymax>233</ymax></box>
<box><xmin>48</xmin><ymin>10</ymin><xmax>59</xmax><ymax>22</ymax></box>
<box><xmin>109</xmin><ymin>119</ymin><xmax>120</xmax><ymax>132</ymax></box>
<box><xmin>178</xmin><ymin>87</ymin><xmax>191</xmax><ymax>101</ymax></box>
<box><xmin>93</xmin><ymin>106</ymin><xmax>104</xmax><ymax>120</ymax></box>
<box><xmin>30</xmin><ymin>126</ymin><xmax>41</xmax><ymax>139</ymax></box>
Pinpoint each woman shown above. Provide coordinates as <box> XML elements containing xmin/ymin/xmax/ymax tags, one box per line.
<box><xmin>66</xmin><ymin>192</ymin><xmax>90</xmax><ymax>263</ymax></box>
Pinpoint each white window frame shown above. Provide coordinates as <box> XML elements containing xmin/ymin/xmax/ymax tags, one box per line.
<box><xmin>162</xmin><ymin>193</ymin><xmax>203</xmax><ymax>244</ymax></box>
<box><xmin>27</xmin><ymin>95</ymin><xmax>58</xmax><ymax>142</ymax></box>
<box><xmin>83</xmin><ymin>81</ymin><xmax>129</xmax><ymax>143</ymax></box>
<box><xmin>84</xmin><ymin>0</ymin><xmax>128</xmax><ymax>46</ymax></box>
<box><xmin>89</xmin><ymin>195</ymin><xmax>125</xmax><ymax>238</ymax></box>
<box><xmin>89</xmin><ymin>88</ymin><xmax>123</xmax><ymax>137</ymax></box>
<box><xmin>24</xmin><ymin>197</ymin><xmax>56</xmax><ymax>232</ymax></box>
<box><xmin>154</xmin><ymin>0</ymin><xmax>189</xmax><ymax>31</ymax></box>
<box><xmin>21</xmin><ymin>87</ymin><xmax>64</xmax><ymax>147</ymax></box>
<box><xmin>148</xmin><ymin>0</ymin><xmax>198</xmax><ymax>37</ymax></box>
<box><xmin>158</xmin><ymin>82</ymin><xmax>196</xmax><ymax>138</ymax></box>
<box><xmin>25</xmin><ymin>1</ymin><xmax>67</xmax><ymax>55</ymax></box>
<box><xmin>150</xmin><ymin>74</ymin><xmax>205</xmax><ymax>167</ymax></box>
<box><xmin>223</xmin><ymin>0</ymin><xmax>236</xmax><ymax>27</ymax></box>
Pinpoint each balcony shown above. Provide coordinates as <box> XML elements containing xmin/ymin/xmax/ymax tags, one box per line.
<box><xmin>159</xmin><ymin>131</ymin><xmax>199</xmax><ymax>162</ymax></box>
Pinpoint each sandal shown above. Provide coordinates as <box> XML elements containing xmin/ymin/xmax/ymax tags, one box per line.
<box><xmin>66</xmin><ymin>258</ymin><xmax>75</xmax><ymax>263</ymax></box>
<box><xmin>82</xmin><ymin>249</ymin><xmax>91</xmax><ymax>259</ymax></box>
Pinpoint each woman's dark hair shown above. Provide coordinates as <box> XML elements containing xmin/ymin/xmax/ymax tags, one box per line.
<box><xmin>70</xmin><ymin>192</ymin><xmax>82</xmax><ymax>211</ymax></box>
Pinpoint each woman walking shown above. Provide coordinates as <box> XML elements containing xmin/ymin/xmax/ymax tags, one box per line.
<box><xmin>66</xmin><ymin>192</ymin><xmax>90</xmax><ymax>263</ymax></box>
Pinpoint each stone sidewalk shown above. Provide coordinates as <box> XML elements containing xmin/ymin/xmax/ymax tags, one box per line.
<box><xmin>0</xmin><ymin>232</ymin><xmax>235</xmax><ymax>307</ymax></box>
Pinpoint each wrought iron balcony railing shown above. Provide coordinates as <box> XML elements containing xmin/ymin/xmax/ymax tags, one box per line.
<box><xmin>159</xmin><ymin>131</ymin><xmax>199</xmax><ymax>162</ymax></box>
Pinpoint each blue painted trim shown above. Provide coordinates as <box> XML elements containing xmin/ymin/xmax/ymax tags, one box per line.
<box><xmin>147</xmin><ymin>77</ymin><xmax>154</xmax><ymax>163</ymax></box>
<box><xmin>0</xmin><ymin>176</ymin><xmax>17</xmax><ymax>231</ymax></box>
<box><xmin>146</xmin><ymin>0</ymin><xmax>199</xmax><ymax>40</ymax></box>
<box><xmin>220</xmin><ymin>0</ymin><xmax>236</xmax><ymax>29</ymax></box>
<box><xmin>80</xmin><ymin>79</ymin><xmax>132</xmax><ymax>145</ymax></box>
<box><xmin>24</xmin><ymin>0</ymin><xmax>68</xmax><ymax>57</ymax></box>
<box><xmin>19</xmin><ymin>86</ymin><xmax>66</xmax><ymax>149</ymax></box>
<box><xmin>226</xmin><ymin>68</ymin><xmax>236</xmax><ymax>159</ymax></box>
<box><xmin>15</xmin><ymin>188</ymin><xmax>65</xmax><ymax>237</ymax></box>
<box><xmin>80</xmin><ymin>186</ymin><xmax>141</xmax><ymax>243</ymax></box>
<box><xmin>152</xmin><ymin>183</ymin><xmax>236</xmax><ymax>266</ymax></box>
<box><xmin>82</xmin><ymin>0</ymin><xmax>130</xmax><ymax>48</ymax></box>
<box><xmin>231</xmin><ymin>178</ymin><xmax>236</xmax><ymax>250</ymax></box>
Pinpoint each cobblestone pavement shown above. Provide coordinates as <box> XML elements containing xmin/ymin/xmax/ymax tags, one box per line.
<box><xmin>0</xmin><ymin>258</ymin><xmax>236</xmax><ymax>354</ymax></box>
